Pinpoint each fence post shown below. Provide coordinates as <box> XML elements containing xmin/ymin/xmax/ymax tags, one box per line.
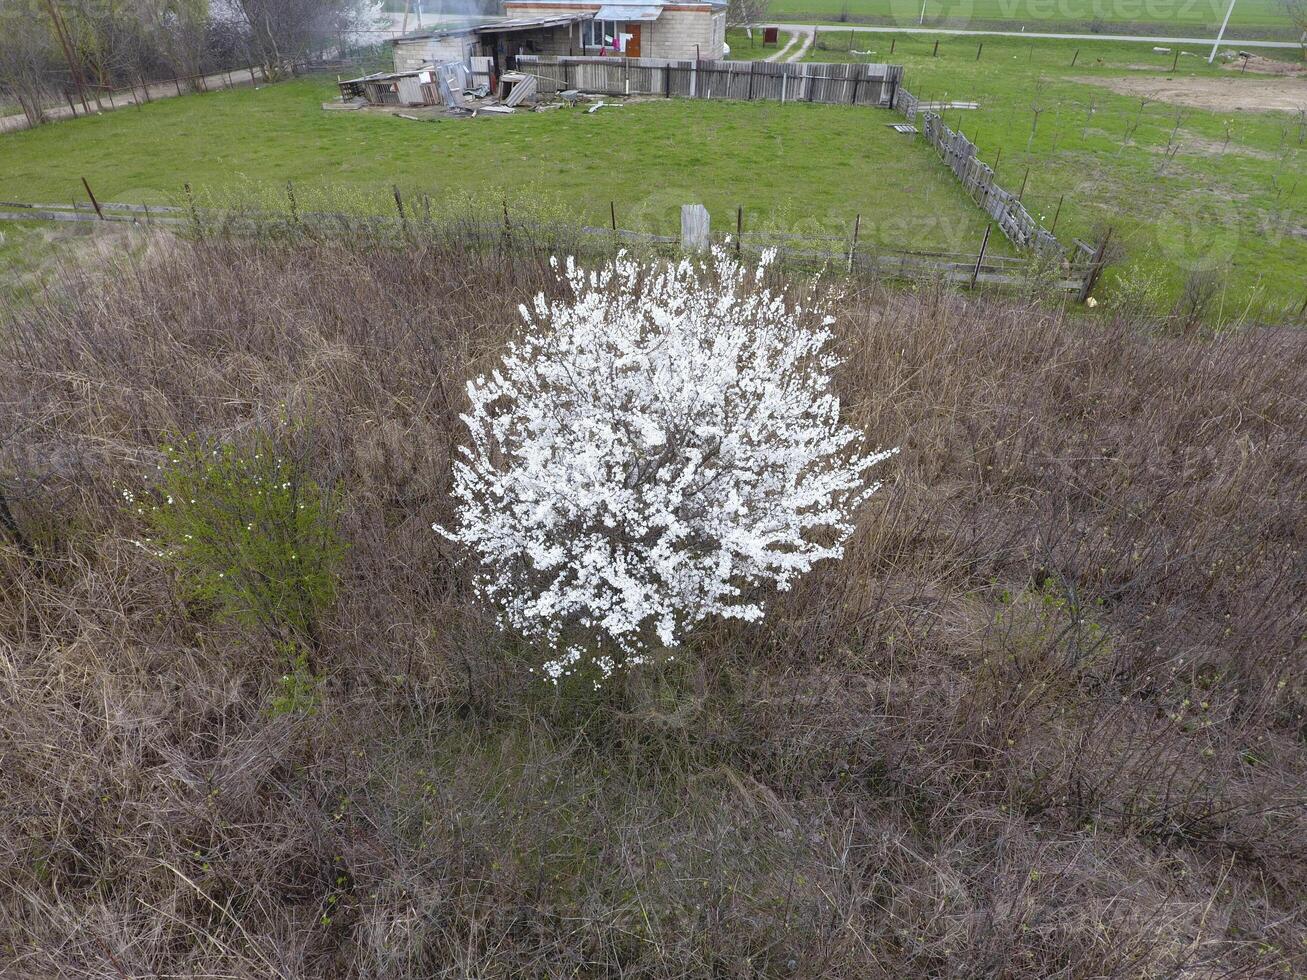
<box><xmin>1018</xmin><ymin>166</ymin><xmax>1030</xmax><ymax>201</ymax></box>
<box><xmin>393</xmin><ymin>185</ymin><xmax>408</xmax><ymax>236</ymax></box>
<box><xmin>847</xmin><ymin>213</ymin><xmax>860</xmax><ymax>272</ymax></box>
<box><xmin>970</xmin><ymin>224</ymin><xmax>992</xmax><ymax>289</ymax></box>
<box><xmin>184</xmin><ymin>182</ymin><xmax>203</xmax><ymax>239</ymax></box>
<box><xmin>736</xmin><ymin>205</ymin><xmax>742</xmax><ymax>256</ymax></box>
<box><xmin>80</xmin><ymin>177</ymin><xmax>104</xmax><ymax>220</ymax></box>
<box><xmin>680</xmin><ymin>204</ymin><xmax>709</xmax><ymax>251</ymax></box>
<box><xmin>1050</xmin><ymin>194</ymin><xmax>1064</xmax><ymax>234</ymax></box>
<box><xmin>1078</xmin><ymin>227</ymin><xmax>1112</xmax><ymax>303</ymax></box>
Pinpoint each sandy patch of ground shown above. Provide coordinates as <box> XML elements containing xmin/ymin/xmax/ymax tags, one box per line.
<box><xmin>1146</xmin><ymin>132</ymin><xmax>1276</xmax><ymax>160</ymax></box>
<box><xmin>1074</xmin><ymin>74</ymin><xmax>1307</xmax><ymax>114</ymax></box>
<box><xmin>1220</xmin><ymin>54</ymin><xmax>1307</xmax><ymax>77</ymax></box>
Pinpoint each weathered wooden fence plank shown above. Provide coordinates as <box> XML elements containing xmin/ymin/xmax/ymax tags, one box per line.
<box><xmin>515</xmin><ymin>56</ymin><xmax>901</xmax><ymax>108</ymax></box>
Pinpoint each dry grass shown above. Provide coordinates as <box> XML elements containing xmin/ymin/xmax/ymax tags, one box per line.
<box><xmin>0</xmin><ymin>234</ymin><xmax>1303</xmax><ymax>978</ymax></box>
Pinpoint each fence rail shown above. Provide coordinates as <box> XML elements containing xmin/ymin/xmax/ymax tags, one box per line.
<box><xmin>514</xmin><ymin>56</ymin><xmax>903</xmax><ymax>107</ymax></box>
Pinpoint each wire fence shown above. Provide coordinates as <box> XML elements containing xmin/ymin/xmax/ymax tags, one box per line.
<box><xmin>0</xmin><ymin>61</ymin><xmax>329</xmax><ymax>135</ymax></box>
<box><xmin>0</xmin><ymin>192</ymin><xmax>1107</xmax><ymax>297</ymax></box>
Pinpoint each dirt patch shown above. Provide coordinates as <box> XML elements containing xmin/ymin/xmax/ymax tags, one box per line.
<box><xmin>1220</xmin><ymin>54</ymin><xmax>1307</xmax><ymax>77</ymax></box>
<box><xmin>1075</xmin><ymin>74</ymin><xmax>1307</xmax><ymax>114</ymax></box>
<box><xmin>1146</xmin><ymin>132</ymin><xmax>1276</xmax><ymax>160</ymax></box>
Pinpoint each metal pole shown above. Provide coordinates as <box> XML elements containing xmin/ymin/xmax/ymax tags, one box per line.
<box><xmin>1209</xmin><ymin>0</ymin><xmax>1237</xmax><ymax>63</ymax></box>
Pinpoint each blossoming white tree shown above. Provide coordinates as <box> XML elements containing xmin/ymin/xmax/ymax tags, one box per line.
<box><xmin>437</xmin><ymin>247</ymin><xmax>896</xmax><ymax>682</ymax></box>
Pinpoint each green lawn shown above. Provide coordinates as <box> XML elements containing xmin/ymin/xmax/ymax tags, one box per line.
<box><xmin>770</xmin><ymin>0</ymin><xmax>1300</xmax><ymax>40</ymax></box>
<box><xmin>808</xmin><ymin>31</ymin><xmax>1307</xmax><ymax>319</ymax></box>
<box><xmin>0</xmin><ymin>75</ymin><xmax>1001</xmax><ymax>254</ymax></box>
<box><xmin>725</xmin><ymin>28</ymin><xmax>785</xmax><ymax>59</ymax></box>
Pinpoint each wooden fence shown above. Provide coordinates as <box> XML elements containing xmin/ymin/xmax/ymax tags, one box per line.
<box><xmin>513</xmin><ymin>56</ymin><xmax>903</xmax><ymax>107</ymax></box>
<box><xmin>893</xmin><ymin>86</ymin><xmax>1062</xmax><ymax>256</ymax></box>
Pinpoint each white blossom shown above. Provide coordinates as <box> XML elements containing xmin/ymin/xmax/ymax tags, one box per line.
<box><xmin>436</xmin><ymin>247</ymin><xmax>896</xmax><ymax>682</ymax></box>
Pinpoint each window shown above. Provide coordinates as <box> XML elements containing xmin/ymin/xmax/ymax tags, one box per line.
<box><xmin>584</xmin><ymin>19</ymin><xmax>625</xmax><ymax>50</ymax></box>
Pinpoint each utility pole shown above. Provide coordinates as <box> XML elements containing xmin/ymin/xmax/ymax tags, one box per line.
<box><xmin>43</xmin><ymin>0</ymin><xmax>91</xmax><ymax>112</ymax></box>
<box><xmin>1209</xmin><ymin>0</ymin><xmax>1237</xmax><ymax>63</ymax></box>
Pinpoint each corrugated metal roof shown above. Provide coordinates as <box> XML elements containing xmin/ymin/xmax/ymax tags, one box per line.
<box><xmin>391</xmin><ymin>13</ymin><xmax>591</xmax><ymax>42</ymax></box>
<box><xmin>593</xmin><ymin>4</ymin><xmax>664</xmax><ymax>20</ymax></box>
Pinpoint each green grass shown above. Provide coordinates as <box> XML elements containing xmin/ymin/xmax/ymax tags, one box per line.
<box><xmin>809</xmin><ymin>31</ymin><xmax>1307</xmax><ymax>319</ymax></box>
<box><xmin>725</xmin><ymin>28</ymin><xmax>784</xmax><ymax>59</ymax></box>
<box><xmin>0</xmin><ymin>75</ymin><xmax>1001</xmax><ymax>254</ymax></box>
<box><xmin>770</xmin><ymin>0</ymin><xmax>1299</xmax><ymax>40</ymax></box>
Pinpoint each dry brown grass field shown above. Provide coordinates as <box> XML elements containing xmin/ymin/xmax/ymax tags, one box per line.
<box><xmin>0</xmin><ymin>233</ymin><xmax>1304</xmax><ymax>978</ymax></box>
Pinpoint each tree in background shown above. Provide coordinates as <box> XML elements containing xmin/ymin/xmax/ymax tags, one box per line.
<box><xmin>0</xmin><ymin>1</ymin><xmax>59</xmax><ymax>125</ymax></box>
<box><xmin>725</xmin><ymin>0</ymin><xmax>770</xmax><ymax>30</ymax></box>
<box><xmin>1284</xmin><ymin>0</ymin><xmax>1307</xmax><ymax>59</ymax></box>
<box><xmin>226</xmin><ymin>0</ymin><xmax>372</xmax><ymax>78</ymax></box>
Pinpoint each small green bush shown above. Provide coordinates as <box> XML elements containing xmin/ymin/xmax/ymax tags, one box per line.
<box><xmin>133</xmin><ymin>434</ymin><xmax>345</xmax><ymax>656</ymax></box>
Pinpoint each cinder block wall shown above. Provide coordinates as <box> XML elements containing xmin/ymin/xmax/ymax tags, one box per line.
<box><xmin>645</xmin><ymin>9</ymin><xmax>722</xmax><ymax>60</ymax></box>
<box><xmin>393</xmin><ymin>35</ymin><xmax>475</xmax><ymax>71</ymax></box>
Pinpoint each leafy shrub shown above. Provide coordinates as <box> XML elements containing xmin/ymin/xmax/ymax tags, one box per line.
<box><xmin>437</xmin><ymin>248</ymin><xmax>896</xmax><ymax>683</ymax></box>
<box><xmin>133</xmin><ymin>434</ymin><xmax>345</xmax><ymax>656</ymax></box>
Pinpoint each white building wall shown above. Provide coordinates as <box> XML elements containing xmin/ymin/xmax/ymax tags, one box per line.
<box><xmin>644</xmin><ymin>9</ymin><xmax>722</xmax><ymax>60</ymax></box>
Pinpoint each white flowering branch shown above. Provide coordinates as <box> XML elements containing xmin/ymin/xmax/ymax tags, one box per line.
<box><xmin>436</xmin><ymin>247</ymin><xmax>896</xmax><ymax>682</ymax></box>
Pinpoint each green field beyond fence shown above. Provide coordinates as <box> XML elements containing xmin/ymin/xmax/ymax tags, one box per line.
<box><xmin>809</xmin><ymin>31</ymin><xmax>1307</xmax><ymax>320</ymax></box>
<box><xmin>769</xmin><ymin>0</ymin><xmax>1299</xmax><ymax>39</ymax></box>
<box><xmin>0</xmin><ymin>74</ymin><xmax>1002</xmax><ymax>255</ymax></box>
